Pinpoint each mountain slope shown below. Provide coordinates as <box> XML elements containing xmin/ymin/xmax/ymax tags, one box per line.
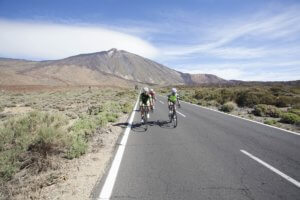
<box><xmin>0</xmin><ymin>49</ymin><xmax>227</xmax><ymax>86</ymax></box>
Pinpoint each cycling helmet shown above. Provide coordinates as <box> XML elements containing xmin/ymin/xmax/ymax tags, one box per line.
<box><xmin>143</xmin><ymin>87</ymin><xmax>149</xmax><ymax>93</ymax></box>
<box><xmin>171</xmin><ymin>88</ymin><xmax>177</xmax><ymax>93</ymax></box>
<box><xmin>150</xmin><ymin>88</ymin><xmax>154</xmax><ymax>92</ymax></box>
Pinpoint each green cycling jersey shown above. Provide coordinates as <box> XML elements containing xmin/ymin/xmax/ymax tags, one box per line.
<box><xmin>168</xmin><ymin>94</ymin><xmax>177</xmax><ymax>103</ymax></box>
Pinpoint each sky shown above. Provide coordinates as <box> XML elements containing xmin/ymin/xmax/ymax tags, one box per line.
<box><xmin>0</xmin><ymin>0</ymin><xmax>299</xmax><ymax>81</ymax></box>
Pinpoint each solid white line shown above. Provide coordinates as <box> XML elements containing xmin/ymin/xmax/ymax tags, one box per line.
<box><xmin>98</xmin><ymin>95</ymin><xmax>140</xmax><ymax>200</ymax></box>
<box><xmin>176</xmin><ymin>111</ymin><xmax>186</xmax><ymax>117</ymax></box>
<box><xmin>158</xmin><ymin>95</ymin><xmax>300</xmax><ymax>136</ymax></box>
<box><xmin>158</xmin><ymin>100</ymin><xmax>164</xmax><ymax>104</ymax></box>
<box><xmin>240</xmin><ymin>150</ymin><xmax>300</xmax><ymax>188</ymax></box>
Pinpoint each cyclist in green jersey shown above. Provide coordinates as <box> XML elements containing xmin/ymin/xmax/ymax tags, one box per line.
<box><xmin>139</xmin><ymin>87</ymin><xmax>151</xmax><ymax>123</ymax></box>
<box><xmin>167</xmin><ymin>88</ymin><xmax>180</xmax><ymax>117</ymax></box>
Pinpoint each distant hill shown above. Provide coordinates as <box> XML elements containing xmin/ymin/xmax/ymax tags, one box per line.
<box><xmin>0</xmin><ymin>49</ymin><xmax>227</xmax><ymax>86</ymax></box>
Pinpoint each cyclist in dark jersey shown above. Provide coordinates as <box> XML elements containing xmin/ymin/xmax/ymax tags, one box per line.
<box><xmin>139</xmin><ymin>87</ymin><xmax>151</xmax><ymax>123</ymax></box>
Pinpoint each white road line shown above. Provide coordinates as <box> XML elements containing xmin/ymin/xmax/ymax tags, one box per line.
<box><xmin>177</xmin><ymin>111</ymin><xmax>186</xmax><ymax>117</ymax></box>
<box><xmin>98</xmin><ymin>95</ymin><xmax>140</xmax><ymax>200</ymax></box>
<box><xmin>158</xmin><ymin>100</ymin><xmax>164</xmax><ymax>104</ymax></box>
<box><xmin>240</xmin><ymin>150</ymin><xmax>300</xmax><ymax>188</ymax></box>
<box><xmin>158</xmin><ymin>95</ymin><xmax>300</xmax><ymax>136</ymax></box>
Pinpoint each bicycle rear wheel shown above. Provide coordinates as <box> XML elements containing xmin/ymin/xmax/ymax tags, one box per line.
<box><xmin>172</xmin><ymin>111</ymin><xmax>178</xmax><ymax>127</ymax></box>
<box><xmin>144</xmin><ymin>109</ymin><xmax>149</xmax><ymax>130</ymax></box>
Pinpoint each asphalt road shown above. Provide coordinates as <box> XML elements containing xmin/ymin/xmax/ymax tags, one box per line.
<box><xmin>98</xmin><ymin>95</ymin><xmax>300</xmax><ymax>200</ymax></box>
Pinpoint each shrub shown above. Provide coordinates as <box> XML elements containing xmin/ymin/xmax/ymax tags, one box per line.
<box><xmin>253</xmin><ymin>104</ymin><xmax>281</xmax><ymax>118</ymax></box>
<box><xmin>106</xmin><ymin>113</ymin><xmax>119</xmax><ymax>122</ymax></box>
<box><xmin>218</xmin><ymin>89</ymin><xmax>235</xmax><ymax>104</ymax></box>
<box><xmin>87</xmin><ymin>105</ymin><xmax>104</xmax><ymax>115</ymax></box>
<box><xmin>276</xmin><ymin>96</ymin><xmax>293</xmax><ymax>107</ymax></box>
<box><xmin>264</xmin><ymin>119</ymin><xmax>277</xmax><ymax>125</ymax></box>
<box><xmin>0</xmin><ymin>111</ymin><xmax>69</xmax><ymax>181</ymax></box>
<box><xmin>121</xmin><ymin>102</ymin><xmax>132</xmax><ymax>114</ymax></box>
<box><xmin>206</xmin><ymin>100</ymin><xmax>220</xmax><ymax>107</ymax></box>
<box><xmin>288</xmin><ymin>108</ymin><xmax>300</xmax><ymax>116</ymax></box>
<box><xmin>270</xmin><ymin>87</ymin><xmax>285</xmax><ymax>96</ymax></box>
<box><xmin>65</xmin><ymin>134</ymin><xmax>87</xmax><ymax>159</ymax></box>
<box><xmin>219</xmin><ymin>102</ymin><xmax>236</xmax><ymax>113</ymax></box>
<box><xmin>280</xmin><ymin>113</ymin><xmax>300</xmax><ymax>125</ymax></box>
<box><xmin>236</xmin><ymin>91</ymin><xmax>259</xmax><ymax>107</ymax></box>
<box><xmin>235</xmin><ymin>90</ymin><xmax>275</xmax><ymax>107</ymax></box>
<box><xmin>71</xmin><ymin>116</ymin><xmax>97</xmax><ymax>134</ymax></box>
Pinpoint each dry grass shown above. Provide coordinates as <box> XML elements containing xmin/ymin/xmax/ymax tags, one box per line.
<box><xmin>0</xmin><ymin>86</ymin><xmax>136</xmax><ymax>199</ymax></box>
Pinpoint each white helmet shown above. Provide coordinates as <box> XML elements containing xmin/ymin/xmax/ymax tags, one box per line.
<box><xmin>150</xmin><ymin>88</ymin><xmax>154</xmax><ymax>92</ymax></box>
<box><xmin>171</xmin><ymin>88</ymin><xmax>177</xmax><ymax>93</ymax></box>
<box><xmin>143</xmin><ymin>87</ymin><xmax>149</xmax><ymax>93</ymax></box>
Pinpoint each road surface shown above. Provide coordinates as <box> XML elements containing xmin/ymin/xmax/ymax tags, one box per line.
<box><xmin>96</xmin><ymin>95</ymin><xmax>300</xmax><ymax>200</ymax></box>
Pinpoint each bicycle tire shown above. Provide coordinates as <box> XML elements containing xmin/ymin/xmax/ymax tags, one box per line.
<box><xmin>173</xmin><ymin>110</ymin><xmax>177</xmax><ymax>127</ymax></box>
<box><xmin>144</xmin><ymin>107</ymin><xmax>149</xmax><ymax>130</ymax></box>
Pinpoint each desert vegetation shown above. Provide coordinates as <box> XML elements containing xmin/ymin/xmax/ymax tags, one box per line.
<box><xmin>159</xmin><ymin>84</ymin><xmax>300</xmax><ymax>132</ymax></box>
<box><xmin>0</xmin><ymin>86</ymin><xmax>136</xmax><ymax>199</ymax></box>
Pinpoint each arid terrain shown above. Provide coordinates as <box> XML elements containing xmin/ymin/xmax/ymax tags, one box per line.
<box><xmin>0</xmin><ymin>86</ymin><xmax>137</xmax><ymax>200</ymax></box>
<box><xmin>0</xmin><ymin>49</ymin><xmax>226</xmax><ymax>86</ymax></box>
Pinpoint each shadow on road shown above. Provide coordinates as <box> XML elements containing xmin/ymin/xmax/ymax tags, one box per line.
<box><xmin>113</xmin><ymin>119</ymin><xmax>175</xmax><ymax>133</ymax></box>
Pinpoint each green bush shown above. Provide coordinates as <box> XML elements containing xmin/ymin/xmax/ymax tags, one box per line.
<box><xmin>0</xmin><ymin>111</ymin><xmax>69</xmax><ymax>181</ymax></box>
<box><xmin>218</xmin><ymin>89</ymin><xmax>235</xmax><ymax>104</ymax></box>
<box><xmin>276</xmin><ymin>96</ymin><xmax>293</xmax><ymax>107</ymax></box>
<box><xmin>288</xmin><ymin>108</ymin><xmax>300</xmax><ymax>116</ymax></box>
<box><xmin>219</xmin><ymin>102</ymin><xmax>236</xmax><ymax>113</ymax></box>
<box><xmin>270</xmin><ymin>87</ymin><xmax>285</xmax><ymax>96</ymax></box>
<box><xmin>280</xmin><ymin>113</ymin><xmax>300</xmax><ymax>125</ymax></box>
<box><xmin>66</xmin><ymin>134</ymin><xmax>87</xmax><ymax>159</ymax></box>
<box><xmin>106</xmin><ymin>113</ymin><xmax>119</xmax><ymax>122</ymax></box>
<box><xmin>264</xmin><ymin>119</ymin><xmax>277</xmax><ymax>125</ymax></box>
<box><xmin>253</xmin><ymin>104</ymin><xmax>281</xmax><ymax>118</ymax></box>
<box><xmin>121</xmin><ymin>102</ymin><xmax>132</xmax><ymax>114</ymax></box>
<box><xmin>71</xmin><ymin>117</ymin><xmax>97</xmax><ymax>133</ymax></box>
<box><xmin>236</xmin><ymin>91</ymin><xmax>259</xmax><ymax>107</ymax></box>
<box><xmin>235</xmin><ymin>90</ymin><xmax>275</xmax><ymax>107</ymax></box>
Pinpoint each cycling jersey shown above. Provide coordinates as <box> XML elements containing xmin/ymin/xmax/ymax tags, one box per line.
<box><xmin>168</xmin><ymin>94</ymin><xmax>177</xmax><ymax>103</ymax></box>
<box><xmin>140</xmin><ymin>93</ymin><xmax>150</xmax><ymax>105</ymax></box>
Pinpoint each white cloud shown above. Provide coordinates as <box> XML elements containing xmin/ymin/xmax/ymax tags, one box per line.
<box><xmin>159</xmin><ymin>6</ymin><xmax>300</xmax><ymax>59</ymax></box>
<box><xmin>0</xmin><ymin>19</ymin><xmax>159</xmax><ymax>60</ymax></box>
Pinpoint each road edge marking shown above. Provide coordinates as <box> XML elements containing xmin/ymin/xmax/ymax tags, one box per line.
<box><xmin>98</xmin><ymin>94</ymin><xmax>140</xmax><ymax>200</ymax></box>
<box><xmin>176</xmin><ymin>110</ymin><xmax>186</xmax><ymax>117</ymax></box>
<box><xmin>159</xmin><ymin>95</ymin><xmax>300</xmax><ymax>136</ymax></box>
<box><xmin>240</xmin><ymin>149</ymin><xmax>300</xmax><ymax>188</ymax></box>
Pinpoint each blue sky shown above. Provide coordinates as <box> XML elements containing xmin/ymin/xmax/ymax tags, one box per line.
<box><xmin>0</xmin><ymin>0</ymin><xmax>299</xmax><ymax>81</ymax></box>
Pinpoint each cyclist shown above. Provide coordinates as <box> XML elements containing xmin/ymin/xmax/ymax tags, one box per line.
<box><xmin>139</xmin><ymin>87</ymin><xmax>151</xmax><ymax>123</ymax></box>
<box><xmin>167</xmin><ymin>88</ymin><xmax>180</xmax><ymax>117</ymax></box>
<box><xmin>149</xmin><ymin>88</ymin><xmax>156</xmax><ymax>111</ymax></box>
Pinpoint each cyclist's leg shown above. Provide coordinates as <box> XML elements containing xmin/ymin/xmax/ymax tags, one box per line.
<box><xmin>140</xmin><ymin>104</ymin><xmax>144</xmax><ymax>118</ymax></box>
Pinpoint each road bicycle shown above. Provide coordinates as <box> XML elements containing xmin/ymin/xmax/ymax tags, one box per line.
<box><xmin>140</xmin><ymin>105</ymin><xmax>149</xmax><ymax>130</ymax></box>
<box><xmin>169</xmin><ymin>103</ymin><xmax>178</xmax><ymax>128</ymax></box>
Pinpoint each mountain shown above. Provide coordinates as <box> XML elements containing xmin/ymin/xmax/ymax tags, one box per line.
<box><xmin>0</xmin><ymin>49</ymin><xmax>227</xmax><ymax>86</ymax></box>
